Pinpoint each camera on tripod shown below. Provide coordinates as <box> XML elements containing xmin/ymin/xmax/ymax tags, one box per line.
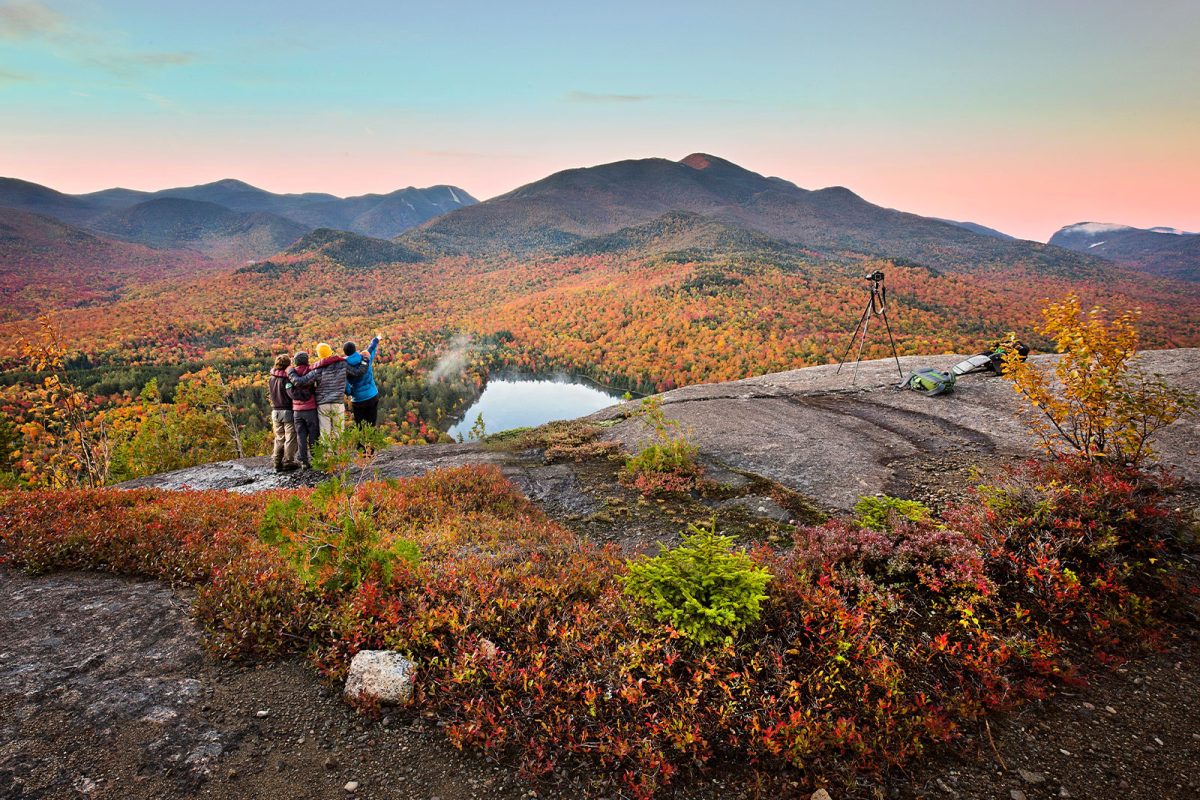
<box><xmin>837</xmin><ymin>269</ymin><xmax>903</xmax><ymax>382</ymax></box>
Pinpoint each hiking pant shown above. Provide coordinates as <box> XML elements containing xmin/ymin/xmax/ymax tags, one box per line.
<box><xmin>294</xmin><ymin>409</ymin><xmax>319</xmax><ymax>466</ymax></box>
<box><xmin>271</xmin><ymin>410</ymin><xmax>297</xmax><ymax>466</ymax></box>
<box><xmin>352</xmin><ymin>395</ymin><xmax>379</xmax><ymax>427</ymax></box>
<box><xmin>318</xmin><ymin>402</ymin><xmax>345</xmax><ymax>439</ymax></box>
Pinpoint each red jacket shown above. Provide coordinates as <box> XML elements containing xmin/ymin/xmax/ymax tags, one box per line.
<box><xmin>286</xmin><ymin>364</ymin><xmax>318</xmax><ymax>411</ymax></box>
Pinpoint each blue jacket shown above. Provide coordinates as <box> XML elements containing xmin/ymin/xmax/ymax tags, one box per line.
<box><xmin>345</xmin><ymin>337</ymin><xmax>380</xmax><ymax>403</ymax></box>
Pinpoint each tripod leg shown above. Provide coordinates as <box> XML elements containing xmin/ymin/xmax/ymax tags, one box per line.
<box><xmin>836</xmin><ymin>297</ymin><xmax>874</xmax><ymax>375</ymax></box>
<box><xmin>852</xmin><ymin>305</ymin><xmax>872</xmax><ymax>383</ymax></box>
<box><xmin>879</xmin><ymin>307</ymin><xmax>904</xmax><ymax>380</ymax></box>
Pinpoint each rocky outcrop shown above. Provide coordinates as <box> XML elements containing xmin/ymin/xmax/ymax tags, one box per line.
<box><xmin>0</xmin><ymin>569</ymin><xmax>223</xmax><ymax>791</ymax></box>
<box><xmin>119</xmin><ymin>349</ymin><xmax>1200</xmax><ymax>512</ymax></box>
<box><xmin>594</xmin><ymin>349</ymin><xmax>1200</xmax><ymax>509</ymax></box>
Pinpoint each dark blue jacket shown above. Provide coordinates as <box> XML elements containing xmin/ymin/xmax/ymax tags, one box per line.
<box><xmin>345</xmin><ymin>337</ymin><xmax>379</xmax><ymax>403</ymax></box>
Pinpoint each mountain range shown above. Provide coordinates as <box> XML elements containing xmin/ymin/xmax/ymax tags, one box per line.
<box><xmin>2</xmin><ymin>153</ymin><xmax>1198</xmax><ymax>394</ymax></box>
<box><xmin>394</xmin><ymin>153</ymin><xmax>1106</xmax><ymax>277</ymax></box>
<box><xmin>1049</xmin><ymin>222</ymin><xmax>1200</xmax><ymax>282</ymax></box>
<box><xmin>3</xmin><ymin>153</ymin><xmax>1198</xmax><ymax>289</ymax></box>
<box><xmin>0</xmin><ymin>177</ymin><xmax>476</xmax><ymax>261</ymax></box>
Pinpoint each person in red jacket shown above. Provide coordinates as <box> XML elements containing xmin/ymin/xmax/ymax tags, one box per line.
<box><xmin>267</xmin><ymin>355</ymin><xmax>301</xmax><ymax>472</ymax></box>
<box><xmin>286</xmin><ymin>351</ymin><xmax>320</xmax><ymax>469</ymax></box>
<box><xmin>291</xmin><ymin>342</ymin><xmax>348</xmax><ymax>440</ymax></box>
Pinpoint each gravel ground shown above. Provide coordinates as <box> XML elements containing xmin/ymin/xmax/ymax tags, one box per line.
<box><xmin>0</xmin><ymin>568</ymin><xmax>529</xmax><ymax>800</ymax></box>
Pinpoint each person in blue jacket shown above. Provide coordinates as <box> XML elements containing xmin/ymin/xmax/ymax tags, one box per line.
<box><xmin>344</xmin><ymin>333</ymin><xmax>382</xmax><ymax>426</ymax></box>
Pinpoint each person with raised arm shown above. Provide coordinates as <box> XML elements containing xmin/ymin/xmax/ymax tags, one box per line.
<box><xmin>344</xmin><ymin>332</ymin><xmax>382</xmax><ymax>426</ymax></box>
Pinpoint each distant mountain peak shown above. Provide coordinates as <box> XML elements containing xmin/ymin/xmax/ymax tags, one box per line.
<box><xmin>1049</xmin><ymin>221</ymin><xmax>1199</xmax><ymax>282</ymax></box>
<box><xmin>680</xmin><ymin>153</ymin><xmax>715</xmax><ymax>170</ymax></box>
<box><xmin>679</xmin><ymin>153</ymin><xmax>744</xmax><ymax>173</ymax></box>
<box><xmin>1060</xmin><ymin>222</ymin><xmax>1135</xmax><ymax>236</ymax></box>
<box><xmin>210</xmin><ymin>178</ymin><xmax>259</xmax><ymax>189</ymax></box>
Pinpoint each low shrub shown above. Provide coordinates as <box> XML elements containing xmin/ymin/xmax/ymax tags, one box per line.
<box><xmin>620</xmin><ymin>397</ymin><xmax>705</xmax><ymax>495</ymax></box>
<box><xmin>521</xmin><ymin>419</ymin><xmax>622</xmax><ymax>462</ymax></box>
<box><xmin>0</xmin><ymin>459</ymin><xmax>1190</xmax><ymax>799</ymax></box>
<box><xmin>1000</xmin><ymin>295</ymin><xmax>1197</xmax><ymax>466</ymax></box>
<box><xmin>620</xmin><ymin>439</ymin><xmax>705</xmax><ymax>495</ymax></box>
<box><xmin>623</xmin><ymin>519</ymin><xmax>772</xmax><ymax>645</ymax></box>
<box><xmin>259</xmin><ymin>479</ymin><xmax>421</xmax><ymax>592</ymax></box>
<box><xmin>952</xmin><ymin>457</ymin><xmax>1190</xmax><ymax>648</ymax></box>
<box><xmin>853</xmin><ymin>495</ymin><xmax>931</xmax><ymax>531</ymax></box>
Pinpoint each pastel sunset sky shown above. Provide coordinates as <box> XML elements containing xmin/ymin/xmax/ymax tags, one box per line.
<box><xmin>2</xmin><ymin>0</ymin><xmax>1197</xmax><ymax>241</ymax></box>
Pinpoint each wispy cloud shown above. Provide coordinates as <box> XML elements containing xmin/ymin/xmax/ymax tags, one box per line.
<box><xmin>0</xmin><ymin>66</ymin><xmax>34</xmax><ymax>83</ymax></box>
<box><xmin>140</xmin><ymin>91</ymin><xmax>175</xmax><ymax>109</ymax></box>
<box><xmin>84</xmin><ymin>50</ymin><xmax>197</xmax><ymax>78</ymax></box>
<box><xmin>1</xmin><ymin>1</ymin><xmax>197</xmax><ymax>80</ymax></box>
<box><xmin>567</xmin><ymin>90</ymin><xmax>656</xmax><ymax>103</ymax></box>
<box><xmin>0</xmin><ymin>1</ymin><xmax>67</xmax><ymax>40</ymax></box>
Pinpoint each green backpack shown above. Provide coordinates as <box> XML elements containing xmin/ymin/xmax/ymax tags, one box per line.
<box><xmin>901</xmin><ymin>368</ymin><xmax>956</xmax><ymax>396</ymax></box>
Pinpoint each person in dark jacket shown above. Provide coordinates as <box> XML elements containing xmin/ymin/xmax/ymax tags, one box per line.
<box><xmin>290</xmin><ymin>342</ymin><xmax>348</xmax><ymax>439</ymax></box>
<box><xmin>268</xmin><ymin>355</ymin><xmax>300</xmax><ymax>472</ymax></box>
<box><xmin>287</xmin><ymin>351</ymin><xmax>320</xmax><ymax>468</ymax></box>
<box><xmin>344</xmin><ymin>333</ymin><xmax>382</xmax><ymax>426</ymax></box>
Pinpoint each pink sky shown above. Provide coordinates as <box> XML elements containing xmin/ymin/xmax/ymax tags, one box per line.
<box><xmin>3</xmin><ymin>0</ymin><xmax>1198</xmax><ymax>242</ymax></box>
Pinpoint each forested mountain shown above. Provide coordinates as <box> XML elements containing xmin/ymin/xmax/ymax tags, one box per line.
<box><xmin>0</xmin><ymin>207</ymin><xmax>215</xmax><ymax>321</ymax></box>
<box><xmin>246</xmin><ymin>228</ymin><xmax>425</xmax><ymax>271</ymax></box>
<box><xmin>0</xmin><ymin>177</ymin><xmax>477</xmax><ymax>251</ymax></box>
<box><xmin>401</xmin><ymin>153</ymin><xmax>1105</xmax><ymax>276</ymax></box>
<box><xmin>0</xmin><ymin>178</ymin><xmax>100</xmax><ymax>227</ymax></box>
<box><xmin>1049</xmin><ymin>222</ymin><xmax>1200</xmax><ymax>282</ymax></box>
<box><xmin>91</xmin><ymin>198</ymin><xmax>309</xmax><ymax>262</ymax></box>
<box><xmin>932</xmin><ymin>218</ymin><xmax>1016</xmax><ymax>240</ymax></box>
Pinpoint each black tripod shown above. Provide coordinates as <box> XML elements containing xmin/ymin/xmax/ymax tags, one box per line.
<box><xmin>836</xmin><ymin>270</ymin><xmax>904</xmax><ymax>383</ymax></box>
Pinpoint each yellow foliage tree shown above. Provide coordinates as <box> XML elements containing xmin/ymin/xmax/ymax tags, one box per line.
<box><xmin>1002</xmin><ymin>295</ymin><xmax>1195</xmax><ymax>466</ymax></box>
<box><xmin>10</xmin><ymin>316</ymin><xmax>110</xmax><ymax>487</ymax></box>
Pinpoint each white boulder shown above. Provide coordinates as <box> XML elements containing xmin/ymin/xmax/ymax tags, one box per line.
<box><xmin>343</xmin><ymin>650</ymin><xmax>415</xmax><ymax>705</ymax></box>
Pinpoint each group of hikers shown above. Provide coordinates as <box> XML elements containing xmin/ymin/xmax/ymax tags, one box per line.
<box><xmin>266</xmin><ymin>334</ymin><xmax>381</xmax><ymax>471</ymax></box>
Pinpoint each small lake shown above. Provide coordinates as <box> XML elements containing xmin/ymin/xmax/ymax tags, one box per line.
<box><xmin>446</xmin><ymin>376</ymin><xmax>623</xmax><ymax>439</ymax></box>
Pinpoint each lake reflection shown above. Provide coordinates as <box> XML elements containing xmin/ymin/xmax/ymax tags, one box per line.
<box><xmin>446</xmin><ymin>376</ymin><xmax>622</xmax><ymax>439</ymax></box>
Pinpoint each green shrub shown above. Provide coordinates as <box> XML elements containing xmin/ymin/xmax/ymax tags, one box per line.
<box><xmin>259</xmin><ymin>477</ymin><xmax>420</xmax><ymax>592</ymax></box>
<box><xmin>854</xmin><ymin>495</ymin><xmax>931</xmax><ymax>531</ymax></box>
<box><xmin>622</xmin><ymin>439</ymin><xmax>700</xmax><ymax>480</ymax></box>
<box><xmin>620</xmin><ymin>397</ymin><xmax>704</xmax><ymax>494</ymax></box>
<box><xmin>623</xmin><ymin>519</ymin><xmax>772</xmax><ymax>645</ymax></box>
<box><xmin>311</xmin><ymin>422</ymin><xmax>390</xmax><ymax>473</ymax></box>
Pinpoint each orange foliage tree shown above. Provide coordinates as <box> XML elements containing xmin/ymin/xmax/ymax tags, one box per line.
<box><xmin>7</xmin><ymin>316</ymin><xmax>110</xmax><ymax>487</ymax></box>
<box><xmin>1002</xmin><ymin>294</ymin><xmax>1195</xmax><ymax>466</ymax></box>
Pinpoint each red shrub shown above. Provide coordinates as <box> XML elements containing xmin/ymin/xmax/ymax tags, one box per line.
<box><xmin>0</xmin><ymin>460</ymin><xmax>1190</xmax><ymax>798</ymax></box>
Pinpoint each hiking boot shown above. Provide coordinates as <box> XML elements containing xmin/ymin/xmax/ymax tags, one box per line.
<box><xmin>281</xmin><ymin>461</ymin><xmax>302</xmax><ymax>472</ymax></box>
<box><xmin>273</xmin><ymin>460</ymin><xmax>285</xmax><ymax>473</ymax></box>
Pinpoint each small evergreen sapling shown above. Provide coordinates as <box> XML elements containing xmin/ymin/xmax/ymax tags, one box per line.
<box><xmin>623</xmin><ymin>519</ymin><xmax>771</xmax><ymax>646</ymax></box>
